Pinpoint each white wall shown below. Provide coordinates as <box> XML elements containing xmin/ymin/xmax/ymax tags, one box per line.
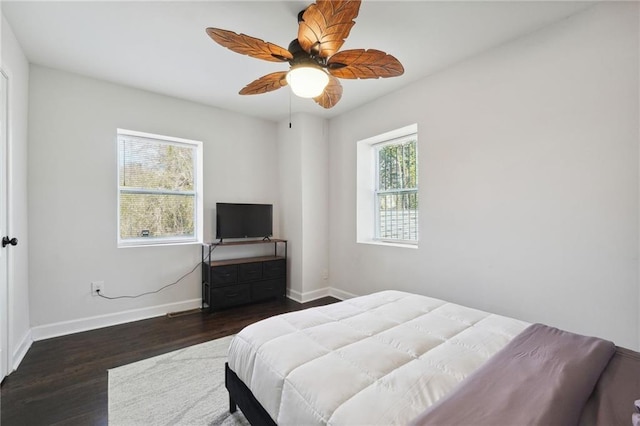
<box><xmin>28</xmin><ymin>66</ymin><xmax>279</xmax><ymax>337</ymax></box>
<box><xmin>300</xmin><ymin>115</ymin><xmax>330</xmax><ymax>299</ymax></box>
<box><xmin>1</xmin><ymin>14</ymin><xmax>31</xmax><ymax>370</ymax></box>
<box><xmin>277</xmin><ymin>113</ymin><xmax>330</xmax><ymax>302</ymax></box>
<box><xmin>328</xmin><ymin>2</ymin><xmax>639</xmax><ymax>349</ymax></box>
<box><xmin>277</xmin><ymin>117</ymin><xmax>303</xmax><ymax>298</ymax></box>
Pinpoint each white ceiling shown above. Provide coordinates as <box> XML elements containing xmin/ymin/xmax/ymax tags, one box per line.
<box><xmin>3</xmin><ymin>1</ymin><xmax>594</xmax><ymax>122</ymax></box>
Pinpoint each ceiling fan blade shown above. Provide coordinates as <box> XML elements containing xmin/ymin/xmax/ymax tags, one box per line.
<box><xmin>313</xmin><ymin>76</ymin><xmax>343</xmax><ymax>109</ymax></box>
<box><xmin>239</xmin><ymin>72</ymin><xmax>288</xmax><ymax>95</ymax></box>
<box><xmin>327</xmin><ymin>49</ymin><xmax>404</xmax><ymax>79</ymax></box>
<box><xmin>298</xmin><ymin>0</ymin><xmax>361</xmax><ymax>58</ymax></box>
<box><xmin>206</xmin><ymin>28</ymin><xmax>293</xmax><ymax>62</ymax></box>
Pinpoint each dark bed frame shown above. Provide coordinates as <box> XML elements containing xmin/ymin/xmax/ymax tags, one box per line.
<box><xmin>225</xmin><ymin>362</ymin><xmax>277</xmax><ymax>426</ymax></box>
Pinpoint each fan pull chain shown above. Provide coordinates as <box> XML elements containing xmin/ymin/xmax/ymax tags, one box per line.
<box><xmin>289</xmin><ymin>89</ymin><xmax>292</xmax><ymax>129</ymax></box>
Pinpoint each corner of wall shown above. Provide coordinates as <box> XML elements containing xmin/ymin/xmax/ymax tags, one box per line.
<box><xmin>12</xmin><ymin>328</ymin><xmax>32</xmax><ymax>372</ymax></box>
<box><xmin>329</xmin><ymin>287</ymin><xmax>359</xmax><ymax>301</ymax></box>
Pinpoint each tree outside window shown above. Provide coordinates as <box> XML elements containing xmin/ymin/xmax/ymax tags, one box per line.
<box><xmin>117</xmin><ymin>129</ymin><xmax>203</xmax><ymax>246</ymax></box>
<box><xmin>375</xmin><ymin>135</ymin><xmax>418</xmax><ymax>242</ymax></box>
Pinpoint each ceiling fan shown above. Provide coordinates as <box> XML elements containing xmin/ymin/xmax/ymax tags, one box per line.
<box><xmin>206</xmin><ymin>0</ymin><xmax>404</xmax><ymax>109</ymax></box>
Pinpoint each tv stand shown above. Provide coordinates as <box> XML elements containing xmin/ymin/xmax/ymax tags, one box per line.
<box><xmin>201</xmin><ymin>239</ymin><xmax>287</xmax><ymax>312</ymax></box>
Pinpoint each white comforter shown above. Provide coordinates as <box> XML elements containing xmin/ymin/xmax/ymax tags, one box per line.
<box><xmin>228</xmin><ymin>290</ymin><xmax>529</xmax><ymax>425</ymax></box>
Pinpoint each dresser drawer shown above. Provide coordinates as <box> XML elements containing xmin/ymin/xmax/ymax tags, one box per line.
<box><xmin>238</xmin><ymin>262</ymin><xmax>262</xmax><ymax>282</ymax></box>
<box><xmin>210</xmin><ymin>284</ymin><xmax>250</xmax><ymax>309</ymax></box>
<box><xmin>210</xmin><ymin>265</ymin><xmax>237</xmax><ymax>286</ymax></box>
<box><xmin>251</xmin><ymin>278</ymin><xmax>285</xmax><ymax>301</ymax></box>
<box><xmin>263</xmin><ymin>259</ymin><xmax>286</xmax><ymax>279</ymax></box>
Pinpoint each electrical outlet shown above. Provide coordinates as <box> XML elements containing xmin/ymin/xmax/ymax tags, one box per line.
<box><xmin>91</xmin><ymin>281</ymin><xmax>104</xmax><ymax>297</ymax></box>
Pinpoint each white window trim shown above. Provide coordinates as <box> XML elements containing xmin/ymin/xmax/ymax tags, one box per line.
<box><xmin>117</xmin><ymin>128</ymin><xmax>204</xmax><ymax>248</ymax></box>
<box><xmin>357</xmin><ymin>123</ymin><xmax>418</xmax><ymax>249</ymax></box>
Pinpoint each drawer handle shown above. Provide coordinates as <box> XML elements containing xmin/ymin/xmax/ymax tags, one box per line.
<box><xmin>227</xmin><ymin>292</ymin><xmax>239</xmax><ymax>297</ymax></box>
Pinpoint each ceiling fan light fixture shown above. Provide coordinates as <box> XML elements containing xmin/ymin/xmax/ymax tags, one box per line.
<box><xmin>286</xmin><ymin>65</ymin><xmax>329</xmax><ymax>98</ymax></box>
<box><xmin>207</xmin><ymin>0</ymin><xmax>404</xmax><ymax>108</ymax></box>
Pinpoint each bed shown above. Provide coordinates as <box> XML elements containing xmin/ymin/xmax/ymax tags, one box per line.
<box><xmin>225</xmin><ymin>290</ymin><xmax>640</xmax><ymax>425</ymax></box>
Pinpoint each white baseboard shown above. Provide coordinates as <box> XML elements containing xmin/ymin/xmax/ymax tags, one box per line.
<box><xmin>31</xmin><ymin>299</ymin><xmax>202</xmax><ymax>342</ymax></box>
<box><xmin>287</xmin><ymin>286</ymin><xmax>359</xmax><ymax>303</ymax></box>
<box><xmin>286</xmin><ymin>288</ymin><xmax>304</xmax><ymax>303</ymax></box>
<box><xmin>329</xmin><ymin>287</ymin><xmax>359</xmax><ymax>300</ymax></box>
<box><xmin>12</xmin><ymin>329</ymin><xmax>32</xmax><ymax>372</ymax></box>
<box><xmin>300</xmin><ymin>287</ymin><xmax>331</xmax><ymax>303</ymax></box>
<box><xmin>287</xmin><ymin>287</ymin><xmax>332</xmax><ymax>303</ymax></box>
<box><xmin>16</xmin><ymin>289</ymin><xmax>360</xmax><ymax>371</ymax></box>
<box><xmin>27</xmin><ymin>288</ymin><xmax>360</xmax><ymax>344</ymax></box>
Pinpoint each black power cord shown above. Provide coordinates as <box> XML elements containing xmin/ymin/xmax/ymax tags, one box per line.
<box><xmin>96</xmin><ymin>262</ymin><xmax>200</xmax><ymax>300</ymax></box>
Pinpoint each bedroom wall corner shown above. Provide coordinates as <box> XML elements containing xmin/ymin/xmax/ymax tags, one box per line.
<box><xmin>300</xmin><ymin>114</ymin><xmax>330</xmax><ymax>298</ymax></box>
<box><xmin>277</xmin><ymin>113</ymin><xmax>330</xmax><ymax>302</ymax></box>
<box><xmin>277</xmin><ymin>117</ymin><xmax>303</xmax><ymax>299</ymax></box>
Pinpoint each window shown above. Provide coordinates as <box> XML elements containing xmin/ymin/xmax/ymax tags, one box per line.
<box><xmin>357</xmin><ymin>124</ymin><xmax>418</xmax><ymax>247</ymax></box>
<box><xmin>117</xmin><ymin>129</ymin><xmax>203</xmax><ymax>247</ymax></box>
<box><xmin>375</xmin><ymin>135</ymin><xmax>418</xmax><ymax>242</ymax></box>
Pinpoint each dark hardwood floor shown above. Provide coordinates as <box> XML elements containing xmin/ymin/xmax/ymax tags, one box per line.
<box><xmin>0</xmin><ymin>297</ymin><xmax>338</xmax><ymax>426</ymax></box>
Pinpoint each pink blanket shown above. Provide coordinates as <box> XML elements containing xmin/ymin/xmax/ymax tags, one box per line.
<box><xmin>580</xmin><ymin>346</ymin><xmax>640</xmax><ymax>425</ymax></box>
<box><xmin>410</xmin><ymin>323</ymin><xmax>615</xmax><ymax>426</ymax></box>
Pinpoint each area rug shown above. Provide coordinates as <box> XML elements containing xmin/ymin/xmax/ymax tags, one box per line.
<box><xmin>108</xmin><ymin>335</ymin><xmax>250</xmax><ymax>426</ymax></box>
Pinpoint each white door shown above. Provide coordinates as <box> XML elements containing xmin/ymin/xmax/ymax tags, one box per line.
<box><xmin>0</xmin><ymin>70</ymin><xmax>9</xmax><ymax>381</ymax></box>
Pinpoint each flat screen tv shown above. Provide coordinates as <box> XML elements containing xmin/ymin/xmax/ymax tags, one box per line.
<box><xmin>216</xmin><ymin>203</ymin><xmax>273</xmax><ymax>241</ymax></box>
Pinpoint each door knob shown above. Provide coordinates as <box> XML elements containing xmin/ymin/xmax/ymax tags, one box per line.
<box><xmin>2</xmin><ymin>236</ymin><xmax>17</xmax><ymax>247</ymax></box>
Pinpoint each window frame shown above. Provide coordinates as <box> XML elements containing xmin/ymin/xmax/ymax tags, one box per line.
<box><xmin>356</xmin><ymin>123</ymin><xmax>419</xmax><ymax>249</ymax></box>
<box><xmin>116</xmin><ymin>128</ymin><xmax>204</xmax><ymax>248</ymax></box>
<box><xmin>373</xmin><ymin>134</ymin><xmax>419</xmax><ymax>245</ymax></box>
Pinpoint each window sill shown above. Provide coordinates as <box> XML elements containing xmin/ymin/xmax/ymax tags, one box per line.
<box><xmin>118</xmin><ymin>239</ymin><xmax>201</xmax><ymax>249</ymax></box>
<box><xmin>357</xmin><ymin>240</ymin><xmax>418</xmax><ymax>249</ymax></box>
